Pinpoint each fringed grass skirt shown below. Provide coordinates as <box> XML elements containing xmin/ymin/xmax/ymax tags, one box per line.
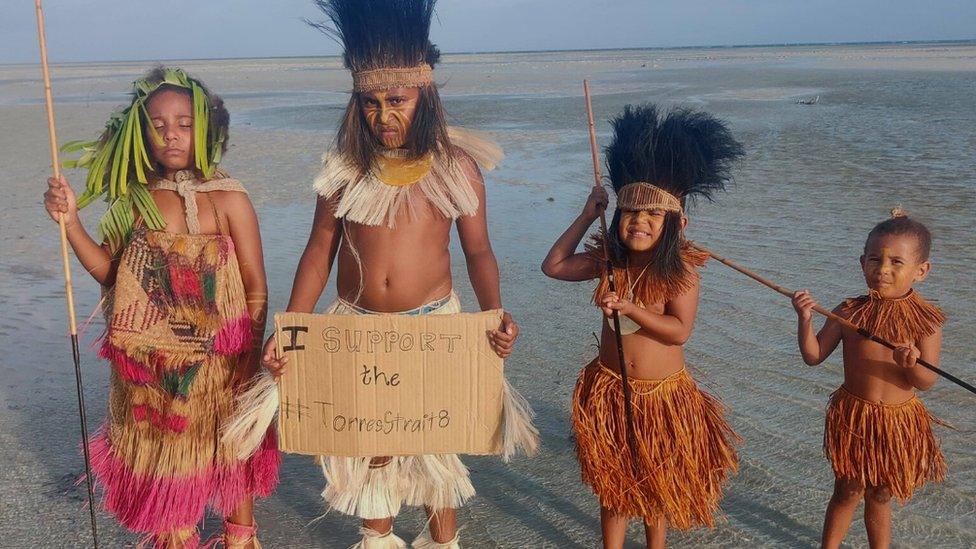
<box><xmin>824</xmin><ymin>386</ymin><xmax>947</xmax><ymax>502</ymax></box>
<box><xmin>572</xmin><ymin>359</ymin><xmax>739</xmax><ymax>529</ymax></box>
<box><xmin>89</xmin><ymin>229</ymin><xmax>280</xmax><ymax>536</ymax></box>
<box><xmin>89</xmin><ymin>364</ymin><xmax>280</xmax><ymax>536</ymax></box>
<box><xmin>318</xmin><ymin>293</ymin><xmax>475</xmax><ymax>520</ymax></box>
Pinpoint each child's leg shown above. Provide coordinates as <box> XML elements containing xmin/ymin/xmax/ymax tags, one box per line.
<box><xmin>227</xmin><ymin>496</ymin><xmax>258</xmax><ymax>548</ymax></box>
<box><xmin>153</xmin><ymin>526</ymin><xmax>200</xmax><ymax>548</ymax></box>
<box><xmin>863</xmin><ymin>485</ymin><xmax>892</xmax><ymax>549</ymax></box>
<box><xmin>363</xmin><ymin>517</ymin><xmax>395</xmax><ymax>534</ymax></box>
<box><xmin>424</xmin><ymin>506</ymin><xmax>458</xmax><ymax>543</ymax></box>
<box><xmin>229</xmin><ymin>496</ymin><xmax>255</xmax><ymax>525</ymax></box>
<box><xmin>642</xmin><ymin>515</ymin><xmax>666</xmax><ymax>549</ymax></box>
<box><xmin>600</xmin><ymin>507</ymin><xmax>629</xmax><ymax>549</ymax></box>
<box><xmin>362</xmin><ymin>456</ymin><xmax>396</xmax><ymax>536</ymax></box>
<box><xmin>821</xmin><ymin>477</ymin><xmax>864</xmax><ymax>549</ymax></box>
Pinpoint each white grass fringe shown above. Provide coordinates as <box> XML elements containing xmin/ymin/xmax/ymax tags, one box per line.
<box><xmin>221</xmin><ymin>370</ymin><xmax>279</xmax><ymax>460</ymax></box>
<box><xmin>411</xmin><ymin>531</ymin><xmax>460</xmax><ymax>549</ymax></box>
<box><xmin>350</xmin><ymin>526</ymin><xmax>407</xmax><ymax>549</ymax></box>
<box><xmin>500</xmin><ymin>378</ymin><xmax>540</xmax><ymax>462</ymax></box>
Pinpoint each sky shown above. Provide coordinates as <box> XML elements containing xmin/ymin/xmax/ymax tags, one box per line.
<box><xmin>3</xmin><ymin>0</ymin><xmax>975</xmax><ymax>64</ymax></box>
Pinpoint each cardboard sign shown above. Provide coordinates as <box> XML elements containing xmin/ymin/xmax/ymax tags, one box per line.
<box><xmin>275</xmin><ymin>310</ymin><xmax>505</xmax><ymax>457</ymax></box>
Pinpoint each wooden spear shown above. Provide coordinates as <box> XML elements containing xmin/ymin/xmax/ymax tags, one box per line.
<box><xmin>583</xmin><ymin>80</ymin><xmax>639</xmax><ymax>463</ymax></box>
<box><xmin>696</xmin><ymin>245</ymin><xmax>976</xmax><ymax>396</ymax></box>
<box><xmin>34</xmin><ymin>1</ymin><xmax>100</xmax><ymax>545</ymax></box>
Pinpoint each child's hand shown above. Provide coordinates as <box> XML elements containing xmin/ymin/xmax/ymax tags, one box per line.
<box><xmin>261</xmin><ymin>334</ymin><xmax>287</xmax><ymax>378</ymax></box>
<box><xmin>581</xmin><ymin>185</ymin><xmax>609</xmax><ymax>222</ymax></box>
<box><xmin>893</xmin><ymin>343</ymin><xmax>921</xmax><ymax>369</ymax></box>
<box><xmin>43</xmin><ymin>175</ymin><xmax>79</xmax><ymax>227</ymax></box>
<box><xmin>488</xmin><ymin>311</ymin><xmax>519</xmax><ymax>359</ymax></box>
<box><xmin>792</xmin><ymin>290</ymin><xmax>817</xmax><ymax>322</ymax></box>
<box><xmin>599</xmin><ymin>291</ymin><xmax>634</xmax><ymax>318</ymax></box>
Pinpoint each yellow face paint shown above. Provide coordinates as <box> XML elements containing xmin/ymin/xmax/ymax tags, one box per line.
<box><xmin>361</xmin><ymin>88</ymin><xmax>421</xmax><ymax>149</ymax></box>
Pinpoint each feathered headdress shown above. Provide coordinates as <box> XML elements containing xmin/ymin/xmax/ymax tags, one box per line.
<box><xmin>605</xmin><ymin>104</ymin><xmax>744</xmax><ymax>213</ymax></box>
<box><xmin>61</xmin><ymin>67</ymin><xmax>227</xmax><ymax>252</ymax></box>
<box><xmin>308</xmin><ymin>0</ymin><xmax>441</xmax><ymax>92</ymax></box>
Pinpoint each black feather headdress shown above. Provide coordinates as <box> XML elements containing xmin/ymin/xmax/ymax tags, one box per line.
<box><xmin>593</xmin><ymin>104</ymin><xmax>744</xmax><ymax>282</ymax></box>
<box><xmin>605</xmin><ymin>104</ymin><xmax>744</xmax><ymax>209</ymax></box>
<box><xmin>308</xmin><ymin>0</ymin><xmax>441</xmax><ymax>90</ymax></box>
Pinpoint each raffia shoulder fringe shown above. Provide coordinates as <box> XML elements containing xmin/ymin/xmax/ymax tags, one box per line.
<box><xmin>572</xmin><ymin>359</ymin><xmax>739</xmax><ymax>528</ymax></box>
<box><xmin>824</xmin><ymin>386</ymin><xmax>947</xmax><ymax>502</ymax></box>
<box><xmin>312</xmin><ymin>127</ymin><xmax>503</xmax><ymax>227</ymax></box>
<box><xmin>586</xmin><ymin>234</ymin><xmax>709</xmax><ymax>306</ymax></box>
<box><xmin>842</xmin><ymin>289</ymin><xmax>945</xmax><ymax>343</ymax></box>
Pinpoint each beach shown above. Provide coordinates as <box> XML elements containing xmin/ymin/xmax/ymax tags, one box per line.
<box><xmin>1</xmin><ymin>42</ymin><xmax>974</xmax><ymax>547</ymax></box>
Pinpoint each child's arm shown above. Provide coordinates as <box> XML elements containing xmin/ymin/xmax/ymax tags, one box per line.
<box><xmin>540</xmin><ymin>185</ymin><xmax>607</xmax><ymax>281</ymax></box>
<box><xmin>262</xmin><ymin>195</ymin><xmax>343</xmax><ymax>376</ymax></box>
<box><xmin>893</xmin><ymin>328</ymin><xmax>941</xmax><ymax>390</ymax></box>
<box><xmin>455</xmin><ymin>156</ymin><xmax>518</xmax><ymax>358</ymax></box>
<box><xmin>286</xmin><ymin>196</ymin><xmax>343</xmax><ymax>313</ymax></box>
<box><xmin>791</xmin><ymin>290</ymin><xmax>842</xmax><ymax>365</ymax></box>
<box><xmin>225</xmin><ymin>192</ymin><xmax>268</xmax><ymax>378</ymax></box>
<box><xmin>599</xmin><ymin>279</ymin><xmax>699</xmax><ymax>345</ymax></box>
<box><xmin>43</xmin><ymin>176</ymin><xmax>117</xmax><ymax>286</ymax></box>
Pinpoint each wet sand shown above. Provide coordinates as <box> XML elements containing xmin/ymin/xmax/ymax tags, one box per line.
<box><xmin>1</xmin><ymin>42</ymin><xmax>974</xmax><ymax>547</ymax></box>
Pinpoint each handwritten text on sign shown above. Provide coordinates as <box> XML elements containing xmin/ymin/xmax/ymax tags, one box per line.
<box><xmin>275</xmin><ymin>310</ymin><xmax>505</xmax><ymax>457</ymax></box>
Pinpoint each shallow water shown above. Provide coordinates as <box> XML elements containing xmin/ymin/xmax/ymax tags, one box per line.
<box><xmin>1</xmin><ymin>43</ymin><xmax>974</xmax><ymax>547</ymax></box>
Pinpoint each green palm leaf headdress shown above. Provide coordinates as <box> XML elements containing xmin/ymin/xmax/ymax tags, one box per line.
<box><xmin>61</xmin><ymin>67</ymin><xmax>227</xmax><ymax>252</ymax></box>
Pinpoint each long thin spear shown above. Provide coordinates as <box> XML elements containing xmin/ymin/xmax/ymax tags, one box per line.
<box><xmin>583</xmin><ymin>80</ymin><xmax>639</xmax><ymax>463</ymax></box>
<box><xmin>34</xmin><ymin>1</ymin><xmax>100</xmax><ymax>545</ymax></box>
<box><xmin>697</xmin><ymin>245</ymin><xmax>976</xmax><ymax>396</ymax></box>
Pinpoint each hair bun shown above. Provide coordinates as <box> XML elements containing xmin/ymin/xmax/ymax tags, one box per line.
<box><xmin>890</xmin><ymin>206</ymin><xmax>908</xmax><ymax>219</ymax></box>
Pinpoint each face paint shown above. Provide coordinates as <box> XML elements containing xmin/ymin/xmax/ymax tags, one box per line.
<box><xmin>146</xmin><ymin>89</ymin><xmax>195</xmax><ymax>176</ymax></box>
<box><xmin>361</xmin><ymin>87</ymin><xmax>421</xmax><ymax>148</ymax></box>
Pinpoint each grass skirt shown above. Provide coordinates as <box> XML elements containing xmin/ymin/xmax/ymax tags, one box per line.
<box><xmin>318</xmin><ymin>294</ymin><xmax>475</xmax><ymax>520</ymax></box>
<box><xmin>571</xmin><ymin>359</ymin><xmax>739</xmax><ymax>529</ymax></box>
<box><xmin>824</xmin><ymin>386</ymin><xmax>947</xmax><ymax>502</ymax></box>
<box><xmin>89</xmin><ymin>230</ymin><xmax>279</xmax><ymax>536</ymax></box>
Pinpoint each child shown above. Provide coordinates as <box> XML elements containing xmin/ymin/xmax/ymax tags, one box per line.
<box><xmin>43</xmin><ymin>67</ymin><xmax>278</xmax><ymax>548</ymax></box>
<box><xmin>542</xmin><ymin>104</ymin><xmax>743</xmax><ymax>548</ymax></box>
<box><xmin>258</xmin><ymin>1</ymin><xmax>525</xmax><ymax>547</ymax></box>
<box><xmin>791</xmin><ymin>209</ymin><xmax>946</xmax><ymax>549</ymax></box>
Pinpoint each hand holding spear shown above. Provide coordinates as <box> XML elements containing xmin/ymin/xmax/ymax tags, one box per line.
<box><xmin>696</xmin><ymin>245</ymin><xmax>976</xmax><ymax>396</ymax></box>
<box><xmin>34</xmin><ymin>1</ymin><xmax>100</xmax><ymax>545</ymax></box>
<box><xmin>583</xmin><ymin>80</ymin><xmax>640</xmax><ymax>464</ymax></box>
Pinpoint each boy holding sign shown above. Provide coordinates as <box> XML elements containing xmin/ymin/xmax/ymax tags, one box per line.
<box><xmin>260</xmin><ymin>1</ymin><xmax>524</xmax><ymax>547</ymax></box>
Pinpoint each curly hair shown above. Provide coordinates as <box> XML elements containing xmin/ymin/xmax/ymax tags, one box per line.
<box><xmin>865</xmin><ymin>209</ymin><xmax>932</xmax><ymax>261</ymax></box>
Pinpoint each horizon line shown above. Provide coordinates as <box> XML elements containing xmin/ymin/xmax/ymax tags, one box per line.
<box><xmin>3</xmin><ymin>37</ymin><xmax>974</xmax><ymax>67</ymax></box>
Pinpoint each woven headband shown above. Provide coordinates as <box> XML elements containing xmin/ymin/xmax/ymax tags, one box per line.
<box><xmin>352</xmin><ymin>64</ymin><xmax>433</xmax><ymax>92</ymax></box>
<box><xmin>616</xmin><ymin>182</ymin><xmax>682</xmax><ymax>213</ymax></box>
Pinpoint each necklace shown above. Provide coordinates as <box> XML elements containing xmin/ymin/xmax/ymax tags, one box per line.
<box><xmin>607</xmin><ymin>260</ymin><xmax>652</xmax><ymax>335</ymax></box>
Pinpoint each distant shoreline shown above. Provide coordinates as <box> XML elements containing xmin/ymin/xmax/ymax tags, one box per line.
<box><xmin>3</xmin><ymin>38</ymin><xmax>974</xmax><ymax>67</ymax></box>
